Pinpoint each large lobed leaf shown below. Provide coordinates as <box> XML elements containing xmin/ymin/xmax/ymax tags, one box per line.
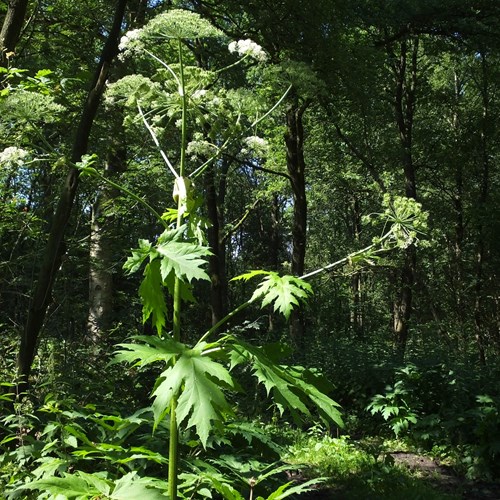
<box><xmin>229</xmin><ymin>338</ymin><xmax>343</xmax><ymax>428</ymax></box>
<box><xmin>232</xmin><ymin>271</ymin><xmax>313</xmax><ymax>319</ymax></box>
<box><xmin>123</xmin><ymin>227</ymin><xmax>211</xmax><ymax>333</ymax></box>
<box><xmin>113</xmin><ymin>335</ymin><xmax>185</xmax><ymax>367</ymax></box>
<box><xmin>152</xmin><ymin>343</ymin><xmax>236</xmax><ymax>447</ymax></box>
<box><xmin>156</xmin><ymin>225</ymin><xmax>212</xmax><ymax>283</ymax></box>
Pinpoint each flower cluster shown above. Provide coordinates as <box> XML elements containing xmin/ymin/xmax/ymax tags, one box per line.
<box><xmin>118</xmin><ymin>29</ymin><xmax>143</xmax><ymax>59</ymax></box>
<box><xmin>228</xmin><ymin>39</ymin><xmax>267</xmax><ymax>62</ymax></box>
<box><xmin>187</xmin><ymin>133</ymin><xmax>218</xmax><ymax>159</ymax></box>
<box><xmin>0</xmin><ymin>147</ymin><xmax>29</xmax><ymax>166</ymax></box>
<box><xmin>191</xmin><ymin>89</ymin><xmax>207</xmax><ymax>100</ymax></box>
<box><xmin>242</xmin><ymin>136</ymin><xmax>269</xmax><ymax>157</ymax></box>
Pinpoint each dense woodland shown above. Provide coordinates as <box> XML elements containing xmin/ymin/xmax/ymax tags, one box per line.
<box><xmin>0</xmin><ymin>1</ymin><xmax>499</xmax><ymax>498</ymax></box>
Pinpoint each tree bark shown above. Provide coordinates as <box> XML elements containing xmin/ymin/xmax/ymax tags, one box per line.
<box><xmin>18</xmin><ymin>0</ymin><xmax>128</xmax><ymax>388</ymax></box>
<box><xmin>205</xmin><ymin>161</ymin><xmax>229</xmax><ymax>326</ymax></box>
<box><xmin>87</xmin><ymin>145</ymin><xmax>126</xmax><ymax>343</ymax></box>
<box><xmin>390</xmin><ymin>37</ymin><xmax>419</xmax><ymax>357</ymax></box>
<box><xmin>284</xmin><ymin>93</ymin><xmax>310</xmax><ymax>347</ymax></box>
<box><xmin>473</xmin><ymin>52</ymin><xmax>490</xmax><ymax>366</ymax></box>
<box><xmin>0</xmin><ymin>0</ymin><xmax>29</xmax><ymax>65</ymax></box>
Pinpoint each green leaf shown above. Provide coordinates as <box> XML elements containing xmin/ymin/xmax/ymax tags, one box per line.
<box><xmin>230</xmin><ymin>339</ymin><xmax>342</xmax><ymax>427</ymax></box>
<box><xmin>157</xmin><ymin>234</ymin><xmax>211</xmax><ymax>283</ymax></box>
<box><xmin>111</xmin><ymin>472</ymin><xmax>167</xmax><ymax>500</ymax></box>
<box><xmin>19</xmin><ymin>473</ymin><xmax>101</xmax><ymax>498</ymax></box>
<box><xmin>232</xmin><ymin>271</ymin><xmax>312</xmax><ymax>320</ymax></box>
<box><xmin>113</xmin><ymin>335</ymin><xmax>185</xmax><ymax>367</ymax></box>
<box><xmin>152</xmin><ymin>345</ymin><xmax>235</xmax><ymax>446</ymax></box>
<box><xmin>124</xmin><ymin>239</ymin><xmax>153</xmax><ymax>274</ymax></box>
<box><xmin>139</xmin><ymin>260</ymin><xmax>168</xmax><ymax>334</ymax></box>
<box><xmin>205</xmin><ymin>475</ymin><xmax>245</xmax><ymax>500</ymax></box>
<box><xmin>263</xmin><ymin>478</ymin><xmax>326</xmax><ymax>500</ymax></box>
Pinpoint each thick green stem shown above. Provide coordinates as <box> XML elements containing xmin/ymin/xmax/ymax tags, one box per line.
<box><xmin>178</xmin><ymin>40</ymin><xmax>187</xmax><ymax>180</ymax></box>
<box><xmin>168</xmin><ymin>39</ymin><xmax>188</xmax><ymax>500</ymax></box>
<box><xmin>168</xmin><ymin>396</ymin><xmax>178</xmax><ymax>499</ymax></box>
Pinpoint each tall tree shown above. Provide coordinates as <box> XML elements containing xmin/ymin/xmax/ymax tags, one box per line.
<box><xmin>0</xmin><ymin>0</ymin><xmax>29</xmax><ymax>65</ymax></box>
<box><xmin>18</xmin><ymin>0</ymin><xmax>128</xmax><ymax>386</ymax></box>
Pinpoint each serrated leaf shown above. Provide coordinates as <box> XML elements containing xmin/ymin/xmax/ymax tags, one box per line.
<box><xmin>152</xmin><ymin>346</ymin><xmax>235</xmax><ymax>447</ymax></box>
<box><xmin>232</xmin><ymin>271</ymin><xmax>312</xmax><ymax>320</ymax></box>
<box><xmin>230</xmin><ymin>339</ymin><xmax>343</xmax><ymax>427</ymax></box>
<box><xmin>20</xmin><ymin>473</ymin><xmax>100</xmax><ymax>497</ymax></box>
<box><xmin>111</xmin><ymin>472</ymin><xmax>167</xmax><ymax>500</ymax></box>
<box><xmin>123</xmin><ymin>239</ymin><xmax>153</xmax><ymax>274</ymax></box>
<box><xmin>113</xmin><ymin>335</ymin><xmax>185</xmax><ymax>367</ymax></box>
<box><xmin>139</xmin><ymin>260</ymin><xmax>168</xmax><ymax>334</ymax></box>
<box><xmin>231</xmin><ymin>270</ymin><xmax>270</xmax><ymax>282</ymax></box>
<box><xmin>157</xmin><ymin>239</ymin><xmax>211</xmax><ymax>283</ymax></box>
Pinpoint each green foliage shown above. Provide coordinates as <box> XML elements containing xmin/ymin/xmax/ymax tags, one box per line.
<box><xmin>285</xmin><ymin>431</ymin><xmax>460</xmax><ymax>500</ymax></box>
<box><xmin>114</xmin><ymin>333</ymin><xmax>343</xmax><ymax>448</ymax></box>
<box><xmin>123</xmin><ymin>227</ymin><xmax>212</xmax><ymax>333</ymax></box>
<box><xmin>367</xmin><ymin>384</ymin><xmax>419</xmax><ymax>438</ymax></box>
<box><xmin>232</xmin><ymin>270</ymin><xmax>313</xmax><ymax>319</ymax></box>
<box><xmin>20</xmin><ymin>470</ymin><xmax>168</xmax><ymax>499</ymax></box>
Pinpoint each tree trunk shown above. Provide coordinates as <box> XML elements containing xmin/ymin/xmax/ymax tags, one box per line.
<box><xmin>349</xmin><ymin>196</ymin><xmax>364</xmax><ymax>338</ymax></box>
<box><xmin>205</xmin><ymin>161</ymin><xmax>229</xmax><ymax>326</ymax></box>
<box><xmin>284</xmin><ymin>93</ymin><xmax>310</xmax><ymax>347</ymax></box>
<box><xmin>87</xmin><ymin>146</ymin><xmax>126</xmax><ymax>343</ymax></box>
<box><xmin>390</xmin><ymin>37</ymin><xmax>419</xmax><ymax>357</ymax></box>
<box><xmin>473</xmin><ymin>52</ymin><xmax>490</xmax><ymax>366</ymax></box>
<box><xmin>0</xmin><ymin>0</ymin><xmax>29</xmax><ymax>65</ymax></box>
<box><xmin>17</xmin><ymin>0</ymin><xmax>128</xmax><ymax>388</ymax></box>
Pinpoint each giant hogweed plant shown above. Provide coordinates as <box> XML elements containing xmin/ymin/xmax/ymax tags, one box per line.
<box><xmin>110</xmin><ymin>12</ymin><xmax>344</xmax><ymax>500</ymax></box>
<box><xmin>21</xmin><ymin>9</ymin><xmax>427</xmax><ymax>499</ymax></box>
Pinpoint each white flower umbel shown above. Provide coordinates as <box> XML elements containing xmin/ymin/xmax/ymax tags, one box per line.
<box><xmin>228</xmin><ymin>39</ymin><xmax>267</xmax><ymax>62</ymax></box>
<box><xmin>242</xmin><ymin>136</ymin><xmax>269</xmax><ymax>157</ymax></box>
<box><xmin>187</xmin><ymin>133</ymin><xmax>218</xmax><ymax>159</ymax></box>
<box><xmin>118</xmin><ymin>28</ymin><xmax>143</xmax><ymax>59</ymax></box>
<box><xmin>0</xmin><ymin>147</ymin><xmax>29</xmax><ymax>166</ymax></box>
<box><xmin>119</xmin><ymin>28</ymin><xmax>142</xmax><ymax>51</ymax></box>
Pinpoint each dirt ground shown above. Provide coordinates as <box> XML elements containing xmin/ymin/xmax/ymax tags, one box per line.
<box><xmin>390</xmin><ymin>452</ymin><xmax>500</xmax><ymax>499</ymax></box>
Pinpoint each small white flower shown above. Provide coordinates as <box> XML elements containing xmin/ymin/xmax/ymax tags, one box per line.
<box><xmin>228</xmin><ymin>39</ymin><xmax>267</xmax><ymax>62</ymax></box>
<box><xmin>118</xmin><ymin>29</ymin><xmax>143</xmax><ymax>60</ymax></box>
<box><xmin>0</xmin><ymin>146</ymin><xmax>29</xmax><ymax>165</ymax></box>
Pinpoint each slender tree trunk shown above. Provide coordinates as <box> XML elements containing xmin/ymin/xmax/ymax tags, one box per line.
<box><xmin>205</xmin><ymin>161</ymin><xmax>229</xmax><ymax>326</ymax></box>
<box><xmin>473</xmin><ymin>52</ymin><xmax>490</xmax><ymax>366</ymax></box>
<box><xmin>449</xmin><ymin>70</ymin><xmax>467</xmax><ymax>336</ymax></box>
<box><xmin>87</xmin><ymin>145</ymin><xmax>126</xmax><ymax>343</ymax></box>
<box><xmin>17</xmin><ymin>0</ymin><xmax>128</xmax><ymax>388</ymax></box>
<box><xmin>284</xmin><ymin>93</ymin><xmax>310</xmax><ymax>346</ymax></box>
<box><xmin>0</xmin><ymin>0</ymin><xmax>29</xmax><ymax>65</ymax></box>
<box><xmin>390</xmin><ymin>38</ymin><xmax>418</xmax><ymax>357</ymax></box>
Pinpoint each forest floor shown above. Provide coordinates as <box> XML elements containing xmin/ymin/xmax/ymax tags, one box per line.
<box><xmin>389</xmin><ymin>452</ymin><xmax>500</xmax><ymax>499</ymax></box>
<box><xmin>294</xmin><ymin>449</ymin><xmax>500</xmax><ymax>499</ymax></box>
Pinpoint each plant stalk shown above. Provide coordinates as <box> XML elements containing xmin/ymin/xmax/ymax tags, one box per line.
<box><xmin>168</xmin><ymin>38</ymin><xmax>188</xmax><ymax>500</ymax></box>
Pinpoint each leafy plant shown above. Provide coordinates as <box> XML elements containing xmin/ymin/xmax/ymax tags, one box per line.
<box><xmin>366</xmin><ymin>365</ymin><xmax>421</xmax><ymax>438</ymax></box>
